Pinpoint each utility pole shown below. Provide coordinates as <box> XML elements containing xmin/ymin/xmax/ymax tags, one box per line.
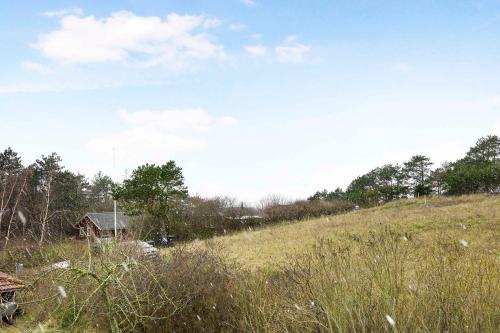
<box><xmin>113</xmin><ymin>147</ymin><xmax>117</xmax><ymax>240</ymax></box>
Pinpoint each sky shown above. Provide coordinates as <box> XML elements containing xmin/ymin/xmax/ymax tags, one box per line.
<box><xmin>1</xmin><ymin>0</ymin><xmax>499</xmax><ymax>203</ymax></box>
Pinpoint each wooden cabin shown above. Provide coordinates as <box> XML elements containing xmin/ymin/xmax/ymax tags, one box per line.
<box><xmin>76</xmin><ymin>212</ymin><xmax>129</xmax><ymax>240</ymax></box>
<box><xmin>0</xmin><ymin>272</ymin><xmax>24</xmax><ymax>303</ymax></box>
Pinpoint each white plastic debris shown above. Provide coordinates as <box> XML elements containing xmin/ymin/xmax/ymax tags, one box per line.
<box><xmin>459</xmin><ymin>239</ymin><xmax>468</xmax><ymax>247</ymax></box>
<box><xmin>385</xmin><ymin>314</ymin><xmax>396</xmax><ymax>327</ymax></box>
<box><xmin>57</xmin><ymin>286</ymin><xmax>67</xmax><ymax>299</ymax></box>
<box><xmin>121</xmin><ymin>262</ymin><xmax>130</xmax><ymax>272</ymax></box>
<box><xmin>15</xmin><ymin>263</ymin><xmax>23</xmax><ymax>275</ymax></box>
<box><xmin>52</xmin><ymin>260</ymin><xmax>71</xmax><ymax>269</ymax></box>
<box><xmin>294</xmin><ymin>304</ymin><xmax>301</xmax><ymax>310</ymax></box>
<box><xmin>196</xmin><ymin>314</ymin><xmax>202</xmax><ymax>321</ymax></box>
<box><xmin>17</xmin><ymin>210</ymin><xmax>27</xmax><ymax>225</ymax></box>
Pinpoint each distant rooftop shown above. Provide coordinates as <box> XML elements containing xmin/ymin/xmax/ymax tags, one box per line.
<box><xmin>86</xmin><ymin>212</ymin><xmax>129</xmax><ymax>231</ymax></box>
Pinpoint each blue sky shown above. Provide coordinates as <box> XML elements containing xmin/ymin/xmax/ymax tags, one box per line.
<box><xmin>1</xmin><ymin>0</ymin><xmax>499</xmax><ymax>202</ymax></box>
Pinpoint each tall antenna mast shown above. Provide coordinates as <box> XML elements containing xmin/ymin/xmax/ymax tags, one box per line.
<box><xmin>113</xmin><ymin>147</ymin><xmax>117</xmax><ymax>240</ymax></box>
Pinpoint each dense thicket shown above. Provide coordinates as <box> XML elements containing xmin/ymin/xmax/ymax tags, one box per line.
<box><xmin>309</xmin><ymin>134</ymin><xmax>500</xmax><ymax>206</ymax></box>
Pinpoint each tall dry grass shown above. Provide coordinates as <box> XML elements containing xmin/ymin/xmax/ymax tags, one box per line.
<box><xmin>5</xmin><ymin>194</ymin><xmax>500</xmax><ymax>332</ymax></box>
<box><xmin>235</xmin><ymin>230</ymin><xmax>499</xmax><ymax>332</ymax></box>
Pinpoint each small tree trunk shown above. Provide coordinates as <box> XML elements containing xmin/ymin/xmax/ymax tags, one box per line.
<box><xmin>4</xmin><ymin>174</ymin><xmax>27</xmax><ymax>249</ymax></box>
<box><xmin>39</xmin><ymin>174</ymin><xmax>53</xmax><ymax>245</ymax></box>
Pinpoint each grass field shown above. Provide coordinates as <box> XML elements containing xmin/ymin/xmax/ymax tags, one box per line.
<box><xmin>3</xmin><ymin>194</ymin><xmax>500</xmax><ymax>332</ymax></box>
<box><xmin>177</xmin><ymin>194</ymin><xmax>500</xmax><ymax>269</ymax></box>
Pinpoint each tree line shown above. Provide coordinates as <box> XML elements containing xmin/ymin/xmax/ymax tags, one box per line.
<box><xmin>1</xmin><ymin>134</ymin><xmax>497</xmax><ymax>245</ymax></box>
<box><xmin>308</xmin><ymin>134</ymin><xmax>500</xmax><ymax>206</ymax></box>
<box><xmin>0</xmin><ymin>150</ymin><xmax>115</xmax><ymax>246</ymax></box>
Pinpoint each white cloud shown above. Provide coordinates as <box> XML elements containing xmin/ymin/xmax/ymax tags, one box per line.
<box><xmin>118</xmin><ymin>108</ymin><xmax>214</xmax><ymax>131</ymax></box>
<box><xmin>244</xmin><ymin>45</ymin><xmax>267</xmax><ymax>57</ymax></box>
<box><xmin>219</xmin><ymin>116</ymin><xmax>239</xmax><ymax>125</ymax></box>
<box><xmin>87</xmin><ymin>127</ymin><xmax>206</xmax><ymax>164</ymax></box>
<box><xmin>203</xmin><ymin>17</ymin><xmax>221</xmax><ymax>28</ymax></box>
<box><xmin>241</xmin><ymin>0</ymin><xmax>257</xmax><ymax>7</ymax></box>
<box><xmin>41</xmin><ymin>7</ymin><xmax>83</xmax><ymax>17</ymax></box>
<box><xmin>34</xmin><ymin>11</ymin><xmax>225</xmax><ymax>69</ymax></box>
<box><xmin>21</xmin><ymin>61</ymin><xmax>53</xmax><ymax>75</ymax></box>
<box><xmin>251</xmin><ymin>33</ymin><xmax>262</xmax><ymax>39</ymax></box>
<box><xmin>0</xmin><ymin>82</ymin><xmax>105</xmax><ymax>94</ymax></box>
<box><xmin>285</xmin><ymin>34</ymin><xmax>299</xmax><ymax>42</ymax></box>
<box><xmin>87</xmin><ymin>109</ymin><xmax>237</xmax><ymax>165</ymax></box>
<box><xmin>229</xmin><ymin>23</ymin><xmax>246</xmax><ymax>31</ymax></box>
<box><xmin>275</xmin><ymin>44</ymin><xmax>310</xmax><ymax>64</ymax></box>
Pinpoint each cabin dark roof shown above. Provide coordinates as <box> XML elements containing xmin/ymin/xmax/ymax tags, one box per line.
<box><xmin>85</xmin><ymin>212</ymin><xmax>129</xmax><ymax>231</ymax></box>
<box><xmin>0</xmin><ymin>272</ymin><xmax>24</xmax><ymax>292</ymax></box>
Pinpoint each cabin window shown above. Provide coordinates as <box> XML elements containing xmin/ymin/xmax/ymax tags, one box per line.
<box><xmin>87</xmin><ymin>226</ymin><xmax>92</xmax><ymax>236</ymax></box>
<box><xmin>79</xmin><ymin>227</ymin><xmax>85</xmax><ymax>237</ymax></box>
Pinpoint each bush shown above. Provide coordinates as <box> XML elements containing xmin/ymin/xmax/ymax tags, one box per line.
<box><xmin>262</xmin><ymin>200</ymin><xmax>355</xmax><ymax>223</ymax></box>
<box><xmin>26</xmin><ymin>243</ymin><xmax>238</xmax><ymax>332</ymax></box>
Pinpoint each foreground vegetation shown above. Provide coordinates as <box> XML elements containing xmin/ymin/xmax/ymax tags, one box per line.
<box><xmin>3</xmin><ymin>194</ymin><xmax>499</xmax><ymax>332</ymax></box>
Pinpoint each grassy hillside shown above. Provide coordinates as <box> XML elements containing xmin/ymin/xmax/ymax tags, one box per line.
<box><xmin>4</xmin><ymin>194</ymin><xmax>499</xmax><ymax>332</ymax></box>
<box><xmin>179</xmin><ymin>194</ymin><xmax>500</xmax><ymax>269</ymax></box>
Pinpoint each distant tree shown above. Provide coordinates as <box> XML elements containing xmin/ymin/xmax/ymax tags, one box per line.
<box><xmin>464</xmin><ymin>135</ymin><xmax>500</xmax><ymax>163</ymax></box>
<box><xmin>0</xmin><ymin>148</ymin><xmax>27</xmax><ymax>247</ymax></box>
<box><xmin>56</xmin><ymin>171</ymin><xmax>90</xmax><ymax>236</ymax></box>
<box><xmin>89</xmin><ymin>171</ymin><xmax>115</xmax><ymax>211</ymax></box>
<box><xmin>344</xmin><ymin>163</ymin><xmax>407</xmax><ymax>205</ymax></box>
<box><xmin>345</xmin><ymin>173</ymin><xmax>378</xmax><ymax>206</ymax></box>
<box><xmin>430</xmin><ymin>162</ymin><xmax>450</xmax><ymax>196</ymax></box>
<box><xmin>27</xmin><ymin>153</ymin><xmax>63</xmax><ymax>244</ymax></box>
<box><xmin>91</xmin><ymin>172</ymin><xmax>114</xmax><ymax>201</ymax></box>
<box><xmin>0</xmin><ymin>147</ymin><xmax>22</xmax><ymax>174</ymax></box>
<box><xmin>114</xmin><ymin>161</ymin><xmax>188</xmax><ymax>237</ymax></box>
<box><xmin>258</xmin><ymin>194</ymin><xmax>289</xmax><ymax>211</ymax></box>
<box><xmin>442</xmin><ymin>135</ymin><xmax>500</xmax><ymax>195</ymax></box>
<box><xmin>403</xmin><ymin>155</ymin><xmax>433</xmax><ymax>196</ymax></box>
<box><xmin>308</xmin><ymin>188</ymin><xmax>346</xmax><ymax>201</ymax></box>
<box><xmin>372</xmin><ymin>164</ymin><xmax>407</xmax><ymax>201</ymax></box>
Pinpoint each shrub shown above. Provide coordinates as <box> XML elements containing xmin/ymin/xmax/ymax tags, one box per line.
<box><xmin>26</xmin><ymin>243</ymin><xmax>238</xmax><ymax>332</ymax></box>
<box><xmin>262</xmin><ymin>200</ymin><xmax>355</xmax><ymax>223</ymax></box>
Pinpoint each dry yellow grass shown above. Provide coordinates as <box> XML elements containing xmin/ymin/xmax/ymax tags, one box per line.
<box><xmin>4</xmin><ymin>194</ymin><xmax>499</xmax><ymax>332</ymax></box>
<box><xmin>175</xmin><ymin>194</ymin><xmax>500</xmax><ymax>269</ymax></box>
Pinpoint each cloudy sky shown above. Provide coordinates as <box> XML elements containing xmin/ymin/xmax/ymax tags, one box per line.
<box><xmin>1</xmin><ymin>0</ymin><xmax>499</xmax><ymax>202</ymax></box>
